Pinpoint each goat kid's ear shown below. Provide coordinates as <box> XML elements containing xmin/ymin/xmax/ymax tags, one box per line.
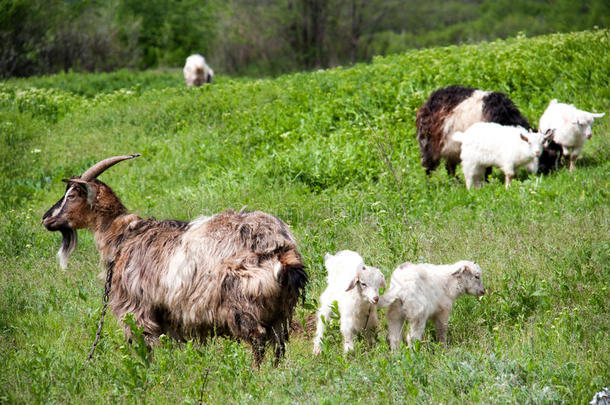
<box><xmin>346</xmin><ymin>276</ymin><xmax>360</xmax><ymax>292</ymax></box>
<box><xmin>380</xmin><ymin>278</ymin><xmax>386</xmax><ymax>288</ymax></box>
<box><xmin>590</xmin><ymin>112</ymin><xmax>605</xmax><ymax>119</ymax></box>
<box><xmin>520</xmin><ymin>133</ymin><xmax>529</xmax><ymax>143</ymax></box>
<box><xmin>452</xmin><ymin>265</ymin><xmax>467</xmax><ymax>277</ymax></box>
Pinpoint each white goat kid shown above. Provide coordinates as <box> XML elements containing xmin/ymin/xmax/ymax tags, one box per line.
<box><xmin>452</xmin><ymin>122</ymin><xmax>552</xmax><ymax>189</ymax></box>
<box><xmin>539</xmin><ymin>99</ymin><xmax>605</xmax><ymax>171</ymax></box>
<box><xmin>379</xmin><ymin>261</ymin><xmax>485</xmax><ymax>350</ymax></box>
<box><xmin>312</xmin><ymin>250</ymin><xmax>386</xmax><ymax>355</ymax></box>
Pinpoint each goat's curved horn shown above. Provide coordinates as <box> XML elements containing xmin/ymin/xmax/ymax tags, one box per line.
<box><xmin>80</xmin><ymin>154</ymin><xmax>141</xmax><ymax>181</ymax></box>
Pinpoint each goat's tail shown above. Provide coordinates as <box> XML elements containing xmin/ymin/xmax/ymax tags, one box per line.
<box><xmin>277</xmin><ymin>248</ymin><xmax>308</xmax><ymax>303</ymax></box>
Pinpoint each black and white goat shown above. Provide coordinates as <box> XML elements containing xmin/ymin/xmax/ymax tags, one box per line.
<box><xmin>42</xmin><ymin>154</ymin><xmax>307</xmax><ymax>365</ymax></box>
<box><xmin>415</xmin><ymin>85</ymin><xmax>562</xmax><ymax>176</ymax></box>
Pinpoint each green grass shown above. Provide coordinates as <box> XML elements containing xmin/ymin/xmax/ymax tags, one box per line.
<box><xmin>1</xmin><ymin>29</ymin><xmax>609</xmax><ymax>404</ymax></box>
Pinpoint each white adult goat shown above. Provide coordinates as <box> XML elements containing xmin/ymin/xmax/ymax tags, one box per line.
<box><xmin>539</xmin><ymin>99</ymin><xmax>605</xmax><ymax>171</ymax></box>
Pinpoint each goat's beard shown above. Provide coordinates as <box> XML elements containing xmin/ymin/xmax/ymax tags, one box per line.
<box><xmin>57</xmin><ymin>227</ymin><xmax>78</xmax><ymax>269</ymax></box>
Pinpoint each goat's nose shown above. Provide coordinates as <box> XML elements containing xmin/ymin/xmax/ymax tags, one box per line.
<box><xmin>373</xmin><ymin>296</ymin><xmax>379</xmax><ymax>303</ymax></box>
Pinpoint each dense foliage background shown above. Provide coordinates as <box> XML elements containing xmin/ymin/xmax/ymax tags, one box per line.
<box><xmin>2</xmin><ymin>0</ymin><xmax>609</xmax><ymax>77</ymax></box>
<box><xmin>0</xmin><ymin>30</ymin><xmax>608</xmax><ymax>403</ymax></box>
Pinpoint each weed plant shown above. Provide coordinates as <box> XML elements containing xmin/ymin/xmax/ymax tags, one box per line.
<box><xmin>0</xmin><ymin>30</ymin><xmax>608</xmax><ymax>403</ymax></box>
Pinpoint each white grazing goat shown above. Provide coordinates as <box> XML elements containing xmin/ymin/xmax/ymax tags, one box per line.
<box><xmin>183</xmin><ymin>54</ymin><xmax>214</xmax><ymax>86</ymax></box>
<box><xmin>452</xmin><ymin>122</ymin><xmax>553</xmax><ymax>189</ymax></box>
<box><xmin>379</xmin><ymin>261</ymin><xmax>485</xmax><ymax>349</ymax></box>
<box><xmin>312</xmin><ymin>250</ymin><xmax>386</xmax><ymax>355</ymax></box>
<box><xmin>539</xmin><ymin>99</ymin><xmax>605</xmax><ymax>171</ymax></box>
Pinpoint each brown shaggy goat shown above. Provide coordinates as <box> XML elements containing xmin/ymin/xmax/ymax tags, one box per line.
<box><xmin>42</xmin><ymin>154</ymin><xmax>307</xmax><ymax>365</ymax></box>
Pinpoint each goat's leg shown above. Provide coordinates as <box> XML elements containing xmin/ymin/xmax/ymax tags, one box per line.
<box><xmin>229</xmin><ymin>310</ymin><xmax>268</xmax><ymax>366</ymax></box>
<box><xmin>423</xmin><ymin>155</ymin><xmax>440</xmax><ymax>176</ymax></box>
<box><xmin>271</xmin><ymin>321</ymin><xmax>287</xmax><ymax>365</ymax></box>
<box><xmin>445</xmin><ymin>160</ymin><xmax>458</xmax><ymax>177</ymax></box>
<box><xmin>251</xmin><ymin>335</ymin><xmax>267</xmax><ymax>368</ymax></box>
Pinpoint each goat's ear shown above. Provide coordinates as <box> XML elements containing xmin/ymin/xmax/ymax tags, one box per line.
<box><xmin>528</xmin><ymin>128</ymin><xmax>533</xmax><ymax>134</ymax></box>
<box><xmin>520</xmin><ymin>133</ymin><xmax>529</xmax><ymax>143</ymax></box>
<box><xmin>544</xmin><ymin>128</ymin><xmax>555</xmax><ymax>139</ymax></box>
<box><xmin>346</xmin><ymin>276</ymin><xmax>359</xmax><ymax>291</ymax></box>
<box><xmin>591</xmin><ymin>112</ymin><xmax>605</xmax><ymax>119</ymax></box>
<box><xmin>380</xmin><ymin>277</ymin><xmax>386</xmax><ymax>288</ymax></box>
<box><xmin>63</xmin><ymin>178</ymin><xmax>97</xmax><ymax>205</ymax></box>
<box><xmin>452</xmin><ymin>265</ymin><xmax>466</xmax><ymax>277</ymax></box>
<box><xmin>324</xmin><ymin>253</ymin><xmax>333</xmax><ymax>263</ymax></box>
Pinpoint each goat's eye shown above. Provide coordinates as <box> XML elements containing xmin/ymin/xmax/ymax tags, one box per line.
<box><xmin>67</xmin><ymin>194</ymin><xmax>76</xmax><ymax>200</ymax></box>
<box><xmin>360</xmin><ymin>282</ymin><xmax>367</xmax><ymax>287</ymax></box>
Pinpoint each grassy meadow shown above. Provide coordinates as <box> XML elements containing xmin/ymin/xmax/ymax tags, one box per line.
<box><xmin>0</xmin><ymin>30</ymin><xmax>609</xmax><ymax>403</ymax></box>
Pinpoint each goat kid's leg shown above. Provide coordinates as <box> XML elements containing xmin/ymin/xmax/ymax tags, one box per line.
<box><xmin>473</xmin><ymin>165</ymin><xmax>486</xmax><ymax>189</ymax></box>
<box><xmin>433</xmin><ymin>311</ymin><xmax>450</xmax><ymax>346</ymax></box>
<box><xmin>312</xmin><ymin>306</ymin><xmax>332</xmax><ymax>355</ymax></box>
<box><xmin>340</xmin><ymin>316</ymin><xmax>357</xmax><ymax>353</ymax></box>
<box><xmin>462</xmin><ymin>163</ymin><xmax>481</xmax><ymax>189</ymax></box>
<box><xmin>407</xmin><ymin>317</ymin><xmax>426</xmax><ymax>347</ymax></box>
<box><xmin>504</xmin><ymin>172</ymin><xmax>515</xmax><ymax>189</ymax></box>
<box><xmin>363</xmin><ymin>306</ymin><xmax>379</xmax><ymax>346</ymax></box>
<box><xmin>386</xmin><ymin>303</ymin><xmax>406</xmax><ymax>350</ymax></box>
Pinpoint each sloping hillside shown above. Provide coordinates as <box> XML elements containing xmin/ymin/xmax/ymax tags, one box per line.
<box><xmin>0</xmin><ymin>30</ymin><xmax>608</xmax><ymax>403</ymax></box>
